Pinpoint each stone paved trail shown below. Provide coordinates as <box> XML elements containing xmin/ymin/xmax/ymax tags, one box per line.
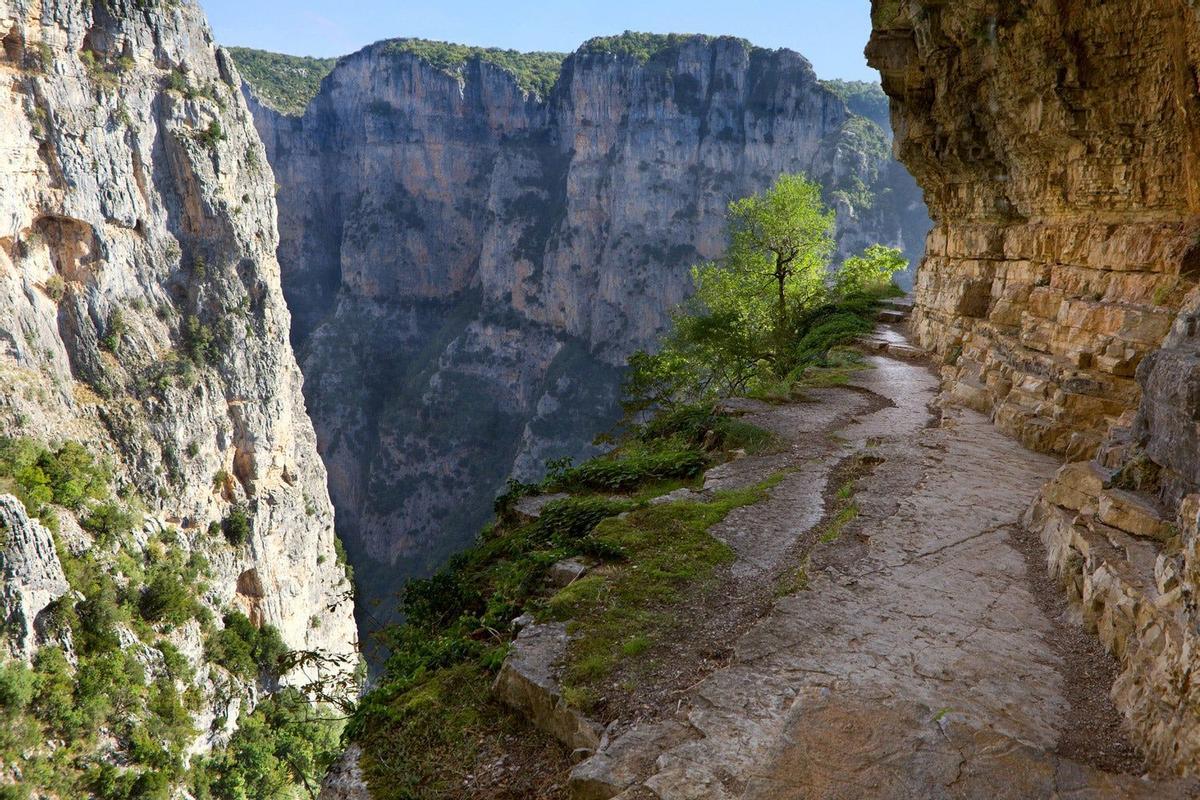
<box><xmin>578</xmin><ymin>334</ymin><xmax>1196</xmax><ymax>799</ymax></box>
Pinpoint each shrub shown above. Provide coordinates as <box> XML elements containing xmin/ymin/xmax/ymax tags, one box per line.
<box><xmin>551</xmin><ymin>449</ymin><xmax>707</xmax><ymax>493</ymax></box>
<box><xmin>221</xmin><ymin>504</ymin><xmax>250</xmax><ymax>546</ymax></box>
<box><xmin>197</xmin><ymin>120</ymin><xmax>224</xmax><ymax>150</ymax></box>
<box><xmin>82</xmin><ymin>501</ymin><xmax>137</xmax><ymax>545</ymax></box>
<box><xmin>101</xmin><ymin>309</ymin><xmax>126</xmax><ymax>353</ymax></box>
<box><xmin>0</xmin><ymin>661</ymin><xmax>35</xmax><ymax>712</ymax></box>
<box><xmin>0</xmin><ymin>438</ymin><xmax>110</xmax><ymax>521</ymax></box>
<box><xmin>204</xmin><ymin>612</ymin><xmax>287</xmax><ymax>681</ymax></box>
<box><xmin>138</xmin><ymin>567</ymin><xmax>199</xmax><ymax>626</ymax></box>
<box><xmin>44</xmin><ymin>274</ymin><xmax>65</xmax><ymax>302</ymax></box>
<box><xmin>198</xmin><ymin>687</ymin><xmax>343</xmax><ymax>799</ymax></box>
<box><xmin>182</xmin><ymin>316</ymin><xmax>214</xmax><ymax>364</ymax></box>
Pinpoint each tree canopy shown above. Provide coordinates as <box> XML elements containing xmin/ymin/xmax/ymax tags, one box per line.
<box><xmin>623</xmin><ymin>173</ymin><xmax>907</xmax><ymax>414</ymax></box>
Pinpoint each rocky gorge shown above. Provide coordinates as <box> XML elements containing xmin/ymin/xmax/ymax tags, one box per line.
<box><xmin>239</xmin><ymin>35</ymin><xmax>931</xmax><ymax>633</ymax></box>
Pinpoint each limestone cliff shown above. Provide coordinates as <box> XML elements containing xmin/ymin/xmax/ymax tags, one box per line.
<box><xmin>242</xmin><ymin>36</ymin><xmax>931</xmax><ymax>628</ymax></box>
<box><xmin>869</xmin><ymin>0</ymin><xmax>1200</xmax><ymax>774</ymax></box>
<box><xmin>0</xmin><ymin>0</ymin><xmax>355</xmax><ymax>766</ymax></box>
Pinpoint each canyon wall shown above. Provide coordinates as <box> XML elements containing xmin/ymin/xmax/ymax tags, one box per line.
<box><xmin>246</xmin><ymin>37</ymin><xmax>931</xmax><ymax>630</ymax></box>
<box><xmin>869</xmin><ymin>0</ymin><xmax>1200</xmax><ymax>773</ymax></box>
<box><xmin>0</xmin><ymin>0</ymin><xmax>355</xmax><ymax>763</ymax></box>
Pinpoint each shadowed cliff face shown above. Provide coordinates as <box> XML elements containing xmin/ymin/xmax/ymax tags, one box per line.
<box><xmin>247</xmin><ymin>36</ymin><xmax>931</xmax><ymax>637</ymax></box>
<box><xmin>869</xmin><ymin>0</ymin><xmax>1200</xmax><ymax>774</ymax></box>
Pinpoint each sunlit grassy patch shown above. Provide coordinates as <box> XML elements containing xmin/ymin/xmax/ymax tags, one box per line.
<box><xmin>546</xmin><ymin>475</ymin><xmax>785</xmax><ymax>712</ymax></box>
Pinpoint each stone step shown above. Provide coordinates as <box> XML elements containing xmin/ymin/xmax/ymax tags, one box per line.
<box><xmin>877</xmin><ymin>309</ymin><xmax>909</xmax><ymax>324</ymax></box>
<box><xmin>879</xmin><ymin>296</ymin><xmax>915</xmax><ymax>312</ymax></box>
<box><xmin>1026</xmin><ymin>474</ymin><xmax>1200</xmax><ymax>771</ymax></box>
<box><xmin>492</xmin><ymin>623</ymin><xmax>604</xmax><ymax>756</ymax></box>
<box><xmin>858</xmin><ymin>335</ymin><xmax>927</xmax><ymax>361</ymax></box>
<box><xmin>1039</xmin><ymin>461</ymin><xmax>1172</xmax><ymax>541</ymax></box>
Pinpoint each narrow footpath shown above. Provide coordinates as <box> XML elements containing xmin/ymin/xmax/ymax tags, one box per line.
<box><xmin>574</xmin><ymin>319</ymin><xmax>1196</xmax><ymax>799</ymax></box>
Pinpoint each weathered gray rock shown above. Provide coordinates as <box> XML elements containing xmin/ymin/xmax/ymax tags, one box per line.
<box><xmin>244</xmin><ymin>38</ymin><xmax>931</xmax><ymax>632</ymax></box>
<box><xmin>0</xmin><ymin>0</ymin><xmax>355</xmax><ymax>751</ymax></box>
<box><xmin>547</xmin><ymin>557</ymin><xmax>588</xmax><ymax>588</ymax></box>
<box><xmin>492</xmin><ymin>622</ymin><xmax>604</xmax><ymax>753</ymax></box>
<box><xmin>319</xmin><ymin>743</ymin><xmax>371</xmax><ymax>800</ymax></box>
<box><xmin>0</xmin><ymin>495</ymin><xmax>68</xmax><ymax>660</ymax></box>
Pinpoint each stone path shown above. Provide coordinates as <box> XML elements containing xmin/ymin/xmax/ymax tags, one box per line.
<box><xmin>576</xmin><ymin>334</ymin><xmax>1196</xmax><ymax>799</ymax></box>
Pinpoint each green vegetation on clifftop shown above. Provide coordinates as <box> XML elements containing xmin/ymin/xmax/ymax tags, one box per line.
<box><xmin>378</xmin><ymin>38</ymin><xmax>566</xmax><ymax>97</ymax></box>
<box><xmin>821</xmin><ymin>79</ymin><xmax>891</xmax><ymax>128</ymax></box>
<box><xmin>227</xmin><ymin>47</ymin><xmax>336</xmax><ymax>115</ymax></box>
<box><xmin>578</xmin><ymin>31</ymin><xmax>755</xmax><ymax>62</ymax></box>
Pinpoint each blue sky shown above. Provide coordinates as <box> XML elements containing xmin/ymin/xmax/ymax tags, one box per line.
<box><xmin>200</xmin><ymin>0</ymin><xmax>878</xmax><ymax>81</ymax></box>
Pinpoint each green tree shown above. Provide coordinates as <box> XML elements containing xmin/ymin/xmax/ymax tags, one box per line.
<box><xmin>726</xmin><ymin>173</ymin><xmax>835</xmax><ymax>352</ymax></box>
<box><xmin>623</xmin><ymin>175</ymin><xmax>908</xmax><ymax>414</ymax></box>
<box><xmin>835</xmin><ymin>243</ymin><xmax>907</xmax><ymax>298</ymax></box>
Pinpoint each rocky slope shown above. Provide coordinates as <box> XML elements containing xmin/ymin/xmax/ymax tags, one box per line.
<box><xmin>0</xmin><ymin>0</ymin><xmax>355</xmax><ymax>787</ymax></box>
<box><xmin>241</xmin><ymin>36</ymin><xmax>931</xmax><ymax>632</ymax></box>
<box><xmin>869</xmin><ymin>0</ymin><xmax>1200</xmax><ymax>775</ymax></box>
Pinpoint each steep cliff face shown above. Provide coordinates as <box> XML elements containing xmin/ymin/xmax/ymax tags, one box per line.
<box><xmin>868</xmin><ymin>0</ymin><xmax>1200</xmax><ymax>459</ymax></box>
<box><xmin>0</xmin><ymin>0</ymin><xmax>355</xmax><ymax>769</ymax></box>
<box><xmin>245</xmin><ymin>36</ymin><xmax>931</xmax><ymax>624</ymax></box>
<box><xmin>869</xmin><ymin>0</ymin><xmax>1200</xmax><ymax>774</ymax></box>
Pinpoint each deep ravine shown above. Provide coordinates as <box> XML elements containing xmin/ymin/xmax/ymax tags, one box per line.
<box><xmin>238</xmin><ymin>36</ymin><xmax>933</xmax><ymax>643</ymax></box>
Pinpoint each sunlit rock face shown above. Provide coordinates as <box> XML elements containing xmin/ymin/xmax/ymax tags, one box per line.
<box><xmin>870</xmin><ymin>0</ymin><xmax>1200</xmax><ymax>774</ymax></box>
<box><xmin>248</xmin><ymin>35</ymin><xmax>930</xmax><ymax>635</ymax></box>
<box><xmin>868</xmin><ymin>0</ymin><xmax>1200</xmax><ymax>460</ymax></box>
<box><xmin>0</xmin><ymin>0</ymin><xmax>356</xmax><ymax>707</ymax></box>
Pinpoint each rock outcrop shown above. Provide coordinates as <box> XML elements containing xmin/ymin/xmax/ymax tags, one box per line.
<box><xmin>867</xmin><ymin>0</ymin><xmax>1200</xmax><ymax>460</ymax></box>
<box><xmin>0</xmin><ymin>0</ymin><xmax>355</xmax><ymax>747</ymax></box>
<box><xmin>0</xmin><ymin>494</ymin><xmax>68</xmax><ymax>660</ymax></box>
<box><xmin>869</xmin><ymin>0</ymin><xmax>1200</xmax><ymax>776</ymax></box>
<box><xmin>244</xmin><ymin>36</ymin><xmax>931</xmax><ymax>630</ymax></box>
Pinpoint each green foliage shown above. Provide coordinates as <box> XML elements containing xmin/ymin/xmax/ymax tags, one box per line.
<box><xmin>221</xmin><ymin>504</ymin><xmax>251</xmax><ymax>546</ymax></box>
<box><xmin>820</xmin><ymin>79</ymin><xmax>891</xmax><ymax>127</ymax></box>
<box><xmin>43</xmin><ymin>274</ymin><xmax>65</xmax><ymax>302</ymax></box>
<box><xmin>100</xmin><ymin>309</ymin><xmax>125</xmax><ymax>352</ymax></box>
<box><xmin>226</xmin><ymin>47</ymin><xmax>337</xmax><ymax>116</ymax></box>
<box><xmin>182</xmin><ymin>315</ymin><xmax>215</xmax><ymax>365</ymax></box>
<box><xmin>835</xmin><ymin>243</ymin><xmax>908</xmax><ymax>298</ymax></box>
<box><xmin>0</xmin><ymin>437</ymin><xmax>110</xmax><ymax>524</ymax></box>
<box><xmin>547</xmin><ymin>448</ymin><xmax>707</xmax><ymax>493</ymax></box>
<box><xmin>349</xmin><ymin>390</ymin><xmax>779</xmax><ymax>794</ymax></box>
<box><xmin>546</xmin><ymin>477</ymin><xmax>782</xmax><ymax>709</ymax></box>
<box><xmin>138</xmin><ymin>562</ymin><xmax>203</xmax><ymax>627</ymax></box>
<box><xmin>204</xmin><ymin>612</ymin><xmax>287</xmax><ymax>681</ymax></box>
<box><xmin>196</xmin><ymin>687</ymin><xmax>344</xmax><ymax>800</ymax></box>
<box><xmin>81</xmin><ymin>501</ymin><xmax>137</xmax><ymax>546</ymax></box>
<box><xmin>0</xmin><ymin>436</ymin><xmax>325</xmax><ymax>799</ymax></box>
<box><xmin>623</xmin><ymin>175</ymin><xmax>908</xmax><ymax>413</ymax></box>
<box><xmin>579</xmin><ymin>31</ymin><xmax>751</xmax><ymax>62</ymax></box>
<box><xmin>197</xmin><ymin>120</ymin><xmax>224</xmax><ymax>150</ymax></box>
<box><xmin>0</xmin><ymin>661</ymin><xmax>35</xmax><ymax>712</ymax></box>
<box><xmin>379</xmin><ymin>38</ymin><xmax>566</xmax><ymax>97</ymax></box>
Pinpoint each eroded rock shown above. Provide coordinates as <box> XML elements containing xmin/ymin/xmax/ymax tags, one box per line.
<box><xmin>492</xmin><ymin>622</ymin><xmax>604</xmax><ymax>754</ymax></box>
<box><xmin>0</xmin><ymin>495</ymin><xmax>68</xmax><ymax>660</ymax></box>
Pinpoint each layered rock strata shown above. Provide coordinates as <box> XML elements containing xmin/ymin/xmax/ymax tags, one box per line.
<box><xmin>870</xmin><ymin>0</ymin><xmax>1200</xmax><ymax>775</ymax></box>
<box><xmin>247</xmin><ymin>37</ymin><xmax>932</xmax><ymax>628</ymax></box>
<box><xmin>0</xmin><ymin>0</ymin><xmax>355</xmax><ymax>740</ymax></box>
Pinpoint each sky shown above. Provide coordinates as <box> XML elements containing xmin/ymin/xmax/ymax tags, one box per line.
<box><xmin>200</xmin><ymin>0</ymin><xmax>878</xmax><ymax>82</ymax></box>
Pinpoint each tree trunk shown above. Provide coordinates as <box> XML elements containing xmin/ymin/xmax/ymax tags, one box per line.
<box><xmin>776</xmin><ymin>259</ymin><xmax>788</xmax><ymax>357</ymax></box>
